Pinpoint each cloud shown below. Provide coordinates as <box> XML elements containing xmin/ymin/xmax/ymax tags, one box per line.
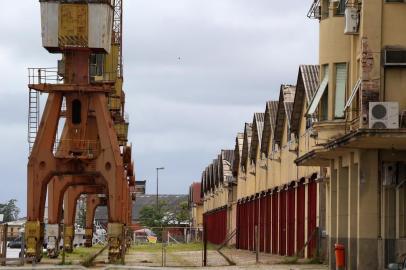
<box><xmin>0</xmin><ymin>0</ymin><xmax>318</xmax><ymax>214</ymax></box>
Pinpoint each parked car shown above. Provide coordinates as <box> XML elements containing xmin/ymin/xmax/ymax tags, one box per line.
<box><xmin>7</xmin><ymin>237</ymin><xmax>22</xmax><ymax>249</ymax></box>
<box><xmin>389</xmin><ymin>258</ymin><xmax>406</xmax><ymax>270</ymax></box>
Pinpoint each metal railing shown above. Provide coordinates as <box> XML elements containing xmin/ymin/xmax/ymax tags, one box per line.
<box><xmin>28</xmin><ymin>68</ymin><xmax>63</xmax><ymax>85</ymax></box>
<box><xmin>54</xmin><ymin>139</ymin><xmax>100</xmax><ymax>158</ymax></box>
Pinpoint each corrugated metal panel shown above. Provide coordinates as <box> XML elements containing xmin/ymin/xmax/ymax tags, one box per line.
<box><xmin>301</xmin><ymin>65</ymin><xmax>320</xmax><ymax>103</ymax></box>
<box><xmin>250</xmin><ymin>113</ymin><xmax>265</xmax><ymax>162</ymax></box>
<box><xmin>241</xmin><ymin>123</ymin><xmax>253</xmax><ymax>170</ymax></box>
<box><xmin>287</xmin><ymin>187</ymin><xmax>295</xmax><ymax>256</ymax></box>
<box><xmin>260</xmin><ymin>196</ymin><xmax>266</xmax><ymax>252</ymax></box>
<box><xmin>41</xmin><ymin>2</ymin><xmax>59</xmax><ymax>49</ymax></box>
<box><xmin>271</xmin><ymin>192</ymin><xmax>279</xmax><ymax>254</ymax></box>
<box><xmin>279</xmin><ymin>190</ymin><xmax>287</xmax><ymax>256</ymax></box>
<box><xmin>297</xmin><ymin>182</ymin><xmax>305</xmax><ymax>257</ymax></box>
<box><xmin>265</xmin><ymin>194</ymin><xmax>272</xmax><ymax>253</ymax></box>
<box><xmin>274</xmin><ymin>85</ymin><xmax>296</xmax><ymax>145</ymax></box>
<box><xmin>261</xmin><ymin>101</ymin><xmax>279</xmax><ymax>157</ymax></box>
<box><xmin>233</xmin><ymin>133</ymin><xmax>244</xmax><ymax>176</ymax></box>
<box><xmin>88</xmin><ymin>3</ymin><xmax>113</xmax><ymax>53</ymax></box>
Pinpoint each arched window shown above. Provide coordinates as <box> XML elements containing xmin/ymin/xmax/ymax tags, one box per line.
<box><xmin>72</xmin><ymin>99</ymin><xmax>82</xmax><ymax>124</ymax></box>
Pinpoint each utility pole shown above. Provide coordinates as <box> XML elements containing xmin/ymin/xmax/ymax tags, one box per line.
<box><xmin>156</xmin><ymin>167</ymin><xmax>165</xmax><ymax>210</ymax></box>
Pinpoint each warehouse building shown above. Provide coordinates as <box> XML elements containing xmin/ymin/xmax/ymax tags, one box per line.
<box><xmin>199</xmin><ymin>0</ymin><xmax>406</xmax><ymax>268</ymax></box>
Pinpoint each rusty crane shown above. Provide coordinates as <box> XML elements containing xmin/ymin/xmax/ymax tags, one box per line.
<box><xmin>25</xmin><ymin>0</ymin><xmax>135</xmax><ymax>263</ymax></box>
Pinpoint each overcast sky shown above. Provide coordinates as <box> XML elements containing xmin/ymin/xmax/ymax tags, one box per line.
<box><xmin>0</xmin><ymin>1</ymin><xmax>318</xmax><ymax>215</ymax></box>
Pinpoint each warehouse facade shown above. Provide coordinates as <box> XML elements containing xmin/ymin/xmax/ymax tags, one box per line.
<box><xmin>200</xmin><ymin>0</ymin><xmax>406</xmax><ymax>268</ymax></box>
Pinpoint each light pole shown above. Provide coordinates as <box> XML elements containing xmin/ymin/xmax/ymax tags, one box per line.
<box><xmin>156</xmin><ymin>167</ymin><xmax>165</xmax><ymax>210</ymax></box>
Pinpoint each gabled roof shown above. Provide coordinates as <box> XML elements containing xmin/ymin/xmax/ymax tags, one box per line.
<box><xmin>261</xmin><ymin>101</ymin><xmax>279</xmax><ymax>156</ymax></box>
<box><xmin>290</xmin><ymin>65</ymin><xmax>320</xmax><ymax>135</ymax></box>
<box><xmin>273</xmin><ymin>85</ymin><xmax>296</xmax><ymax>146</ymax></box>
<box><xmin>189</xmin><ymin>182</ymin><xmax>202</xmax><ymax>205</ymax></box>
<box><xmin>232</xmin><ymin>133</ymin><xmax>244</xmax><ymax>176</ymax></box>
<box><xmin>213</xmin><ymin>159</ymin><xmax>219</xmax><ymax>188</ymax></box>
<box><xmin>209</xmin><ymin>163</ymin><xmax>215</xmax><ymax>191</ymax></box>
<box><xmin>250</xmin><ymin>113</ymin><xmax>265</xmax><ymax>163</ymax></box>
<box><xmin>241</xmin><ymin>123</ymin><xmax>253</xmax><ymax>170</ymax></box>
<box><xmin>206</xmin><ymin>167</ymin><xmax>210</xmax><ymax>192</ymax></box>
<box><xmin>220</xmin><ymin>150</ymin><xmax>234</xmax><ymax>183</ymax></box>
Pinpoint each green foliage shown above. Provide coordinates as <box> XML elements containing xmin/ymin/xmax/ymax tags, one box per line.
<box><xmin>0</xmin><ymin>199</ymin><xmax>20</xmax><ymax>222</ymax></box>
<box><xmin>138</xmin><ymin>199</ymin><xmax>191</xmax><ymax>235</ymax></box>
<box><xmin>174</xmin><ymin>201</ymin><xmax>190</xmax><ymax>225</ymax></box>
<box><xmin>77</xmin><ymin>197</ymin><xmax>86</xmax><ymax>228</ymax></box>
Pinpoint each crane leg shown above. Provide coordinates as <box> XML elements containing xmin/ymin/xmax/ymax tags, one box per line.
<box><xmin>25</xmin><ymin>93</ymin><xmax>62</xmax><ymax>261</ymax></box>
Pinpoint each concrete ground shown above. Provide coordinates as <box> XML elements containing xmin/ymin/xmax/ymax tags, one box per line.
<box><xmin>2</xmin><ymin>245</ymin><xmax>328</xmax><ymax>270</ymax></box>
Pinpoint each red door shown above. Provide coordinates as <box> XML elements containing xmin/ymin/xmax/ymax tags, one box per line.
<box><xmin>271</xmin><ymin>192</ymin><xmax>278</xmax><ymax>254</ymax></box>
<box><xmin>287</xmin><ymin>186</ymin><xmax>296</xmax><ymax>256</ymax></box>
<box><xmin>265</xmin><ymin>194</ymin><xmax>272</xmax><ymax>253</ymax></box>
<box><xmin>297</xmin><ymin>181</ymin><xmax>305</xmax><ymax>257</ymax></box>
<box><xmin>260</xmin><ymin>196</ymin><xmax>266</xmax><ymax>252</ymax></box>
<box><xmin>279</xmin><ymin>190</ymin><xmax>286</xmax><ymax>256</ymax></box>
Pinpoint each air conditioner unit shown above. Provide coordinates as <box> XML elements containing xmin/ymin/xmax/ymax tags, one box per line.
<box><xmin>369</xmin><ymin>102</ymin><xmax>399</xmax><ymax>129</ymax></box>
<box><xmin>344</xmin><ymin>7</ymin><xmax>359</xmax><ymax>34</ymax></box>
<box><xmin>382</xmin><ymin>162</ymin><xmax>397</xmax><ymax>186</ymax></box>
<box><xmin>384</xmin><ymin>49</ymin><xmax>406</xmax><ymax>67</ymax></box>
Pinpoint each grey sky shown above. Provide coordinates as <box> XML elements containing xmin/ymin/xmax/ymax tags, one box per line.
<box><xmin>0</xmin><ymin>1</ymin><xmax>318</xmax><ymax>215</ymax></box>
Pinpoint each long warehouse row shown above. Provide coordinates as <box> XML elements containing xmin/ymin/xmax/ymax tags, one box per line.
<box><xmin>189</xmin><ymin>1</ymin><xmax>406</xmax><ymax>268</ymax></box>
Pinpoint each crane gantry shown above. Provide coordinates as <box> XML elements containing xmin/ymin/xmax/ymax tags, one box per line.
<box><xmin>25</xmin><ymin>0</ymin><xmax>135</xmax><ymax>263</ymax></box>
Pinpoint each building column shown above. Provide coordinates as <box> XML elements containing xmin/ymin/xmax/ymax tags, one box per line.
<box><xmin>328</xmin><ymin>160</ymin><xmax>338</xmax><ymax>269</ymax></box>
<box><xmin>337</xmin><ymin>157</ymin><xmax>349</xmax><ymax>268</ymax></box>
<box><xmin>348</xmin><ymin>153</ymin><xmax>358</xmax><ymax>270</ymax></box>
<box><xmin>357</xmin><ymin>150</ymin><xmax>379</xmax><ymax>268</ymax></box>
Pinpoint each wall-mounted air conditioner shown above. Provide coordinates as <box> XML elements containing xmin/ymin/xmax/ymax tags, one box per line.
<box><xmin>384</xmin><ymin>49</ymin><xmax>406</xmax><ymax>66</ymax></box>
<box><xmin>344</xmin><ymin>7</ymin><xmax>359</xmax><ymax>34</ymax></box>
<box><xmin>369</xmin><ymin>102</ymin><xmax>399</xmax><ymax>129</ymax></box>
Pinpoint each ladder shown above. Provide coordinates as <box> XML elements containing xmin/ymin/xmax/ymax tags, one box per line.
<box><xmin>28</xmin><ymin>89</ymin><xmax>39</xmax><ymax>153</ymax></box>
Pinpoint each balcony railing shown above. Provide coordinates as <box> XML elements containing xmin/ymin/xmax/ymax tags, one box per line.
<box><xmin>54</xmin><ymin>139</ymin><xmax>99</xmax><ymax>159</ymax></box>
<box><xmin>28</xmin><ymin>68</ymin><xmax>63</xmax><ymax>85</ymax></box>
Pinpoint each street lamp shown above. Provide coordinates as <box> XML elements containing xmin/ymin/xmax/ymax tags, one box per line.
<box><xmin>156</xmin><ymin>167</ymin><xmax>165</xmax><ymax>209</ymax></box>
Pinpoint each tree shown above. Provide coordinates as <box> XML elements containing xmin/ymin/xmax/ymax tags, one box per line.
<box><xmin>0</xmin><ymin>199</ymin><xmax>20</xmax><ymax>222</ymax></box>
<box><xmin>174</xmin><ymin>201</ymin><xmax>190</xmax><ymax>225</ymax></box>
<box><xmin>77</xmin><ymin>196</ymin><xmax>86</xmax><ymax>228</ymax></box>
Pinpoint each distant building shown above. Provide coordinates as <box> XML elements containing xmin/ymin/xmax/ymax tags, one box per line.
<box><xmin>188</xmin><ymin>182</ymin><xmax>203</xmax><ymax>228</ymax></box>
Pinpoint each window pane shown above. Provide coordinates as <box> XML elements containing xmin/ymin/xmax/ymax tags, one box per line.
<box><xmin>335</xmin><ymin>63</ymin><xmax>347</xmax><ymax>118</ymax></box>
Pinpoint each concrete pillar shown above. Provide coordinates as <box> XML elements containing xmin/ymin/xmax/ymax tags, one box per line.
<box><xmin>328</xmin><ymin>160</ymin><xmax>338</xmax><ymax>270</ymax></box>
<box><xmin>348</xmin><ymin>153</ymin><xmax>358</xmax><ymax>270</ymax></box>
<box><xmin>357</xmin><ymin>150</ymin><xmax>379</xmax><ymax>269</ymax></box>
<box><xmin>337</xmin><ymin>157</ymin><xmax>349</xmax><ymax>268</ymax></box>
<box><xmin>382</xmin><ymin>185</ymin><xmax>396</xmax><ymax>266</ymax></box>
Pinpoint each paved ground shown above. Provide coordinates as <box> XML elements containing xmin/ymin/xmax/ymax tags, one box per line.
<box><xmin>2</xmin><ymin>245</ymin><xmax>328</xmax><ymax>270</ymax></box>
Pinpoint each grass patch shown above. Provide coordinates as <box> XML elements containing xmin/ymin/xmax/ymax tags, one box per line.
<box><xmin>131</xmin><ymin>242</ymin><xmax>216</xmax><ymax>253</ymax></box>
<box><xmin>279</xmin><ymin>256</ymin><xmax>299</xmax><ymax>264</ymax></box>
<box><xmin>303</xmin><ymin>257</ymin><xmax>324</xmax><ymax>264</ymax></box>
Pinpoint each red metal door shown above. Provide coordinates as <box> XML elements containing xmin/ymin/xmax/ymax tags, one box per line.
<box><xmin>287</xmin><ymin>186</ymin><xmax>296</xmax><ymax>256</ymax></box>
<box><xmin>271</xmin><ymin>192</ymin><xmax>278</xmax><ymax>254</ymax></box>
<box><xmin>307</xmin><ymin>179</ymin><xmax>317</xmax><ymax>257</ymax></box>
<box><xmin>260</xmin><ymin>196</ymin><xmax>266</xmax><ymax>252</ymax></box>
<box><xmin>265</xmin><ymin>194</ymin><xmax>272</xmax><ymax>253</ymax></box>
<box><xmin>279</xmin><ymin>190</ymin><xmax>286</xmax><ymax>256</ymax></box>
<box><xmin>235</xmin><ymin>203</ymin><xmax>241</xmax><ymax>249</ymax></box>
<box><xmin>296</xmin><ymin>181</ymin><xmax>305</xmax><ymax>257</ymax></box>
